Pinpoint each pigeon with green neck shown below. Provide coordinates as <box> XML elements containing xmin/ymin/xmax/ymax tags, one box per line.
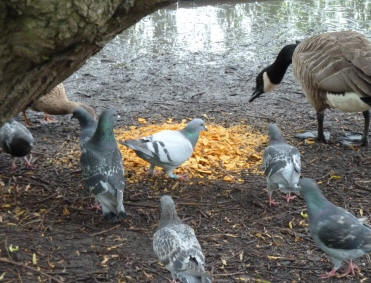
<box><xmin>120</xmin><ymin>118</ymin><xmax>207</xmax><ymax>180</ymax></box>
<box><xmin>80</xmin><ymin>109</ymin><xmax>126</xmax><ymax>221</ymax></box>
<box><xmin>299</xmin><ymin>178</ymin><xmax>371</xmax><ymax>278</ymax></box>
<box><xmin>72</xmin><ymin>106</ymin><xmax>97</xmax><ymax>148</ymax></box>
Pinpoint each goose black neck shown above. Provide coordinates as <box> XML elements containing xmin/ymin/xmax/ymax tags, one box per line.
<box><xmin>267</xmin><ymin>44</ymin><xmax>297</xmax><ymax>84</ymax></box>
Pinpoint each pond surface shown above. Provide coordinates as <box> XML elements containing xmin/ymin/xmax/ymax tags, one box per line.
<box><xmin>79</xmin><ymin>0</ymin><xmax>370</xmax><ymax>69</ymax></box>
<box><xmin>66</xmin><ymin>0</ymin><xmax>371</xmax><ymax>120</ymax></box>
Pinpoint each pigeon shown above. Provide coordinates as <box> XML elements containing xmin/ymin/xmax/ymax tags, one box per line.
<box><xmin>263</xmin><ymin>124</ymin><xmax>301</xmax><ymax>206</ymax></box>
<box><xmin>153</xmin><ymin>195</ymin><xmax>211</xmax><ymax>283</ymax></box>
<box><xmin>80</xmin><ymin>109</ymin><xmax>126</xmax><ymax>221</ymax></box>
<box><xmin>299</xmin><ymin>178</ymin><xmax>371</xmax><ymax>278</ymax></box>
<box><xmin>120</xmin><ymin>118</ymin><xmax>207</xmax><ymax>180</ymax></box>
<box><xmin>0</xmin><ymin>119</ymin><xmax>34</xmax><ymax>171</ymax></box>
<box><xmin>72</xmin><ymin>106</ymin><xmax>97</xmax><ymax>148</ymax></box>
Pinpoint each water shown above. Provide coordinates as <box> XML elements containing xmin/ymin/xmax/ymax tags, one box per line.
<box><xmin>81</xmin><ymin>0</ymin><xmax>370</xmax><ymax>69</ymax></box>
<box><xmin>66</xmin><ymin>0</ymin><xmax>370</xmax><ymax>114</ymax></box>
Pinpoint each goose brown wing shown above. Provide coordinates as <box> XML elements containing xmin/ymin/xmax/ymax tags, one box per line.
<box><xmin>294</xmin><ymin>32</ymin><xmax>371</xmax><ymax>96</ymax></box>
<box><xmin>313</xmin><ymin>32</ymin><xmax>371</xmax><ymax>95</ymax></box>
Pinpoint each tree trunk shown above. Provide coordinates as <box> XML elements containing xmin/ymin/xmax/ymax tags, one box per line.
<box><xmin>0</xmin><ymin>0</ymin><xmax>175</xmax><ymax>126</ymax></box>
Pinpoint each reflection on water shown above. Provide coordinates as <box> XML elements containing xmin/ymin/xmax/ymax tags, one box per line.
<box><xmin>78</xmin><ymin>0</ymin><xmax>370</xmax><ymax>74</ymax></box>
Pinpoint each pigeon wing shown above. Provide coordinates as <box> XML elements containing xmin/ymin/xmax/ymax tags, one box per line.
<box><xmin>290</xmin><ymin>147</ymin><xmax>301</xmax><ymax>174</ymax></box>
<box><xmin>125</xmin><ymin>130</ymin><xmax>193</xmax><ymax>166</ymax></box>
<box><xmin>80</xmin><ymin>147</ymin><xmax>114</xmax><ymax>195</ymax></box>
<box><xmin>317</xmin><ymin>208</ymin><xmax>371</xmax><ymax>250</ymax></box>
<box><xmin>263</xmin><ymin>146</ymin><xmax>286</xmax><ymax>177</ymax></box>
<box><xmin>153</xmin><ymin>224</ymin><xmax>206</xmax><ymax>278</ymax></box>
<box><xmin>107</xmin><ymin>147</ymin><xmax>125</xmax><ymax>192</ymax></box>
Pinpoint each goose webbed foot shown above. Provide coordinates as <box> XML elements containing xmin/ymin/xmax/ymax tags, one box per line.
<box><xmin>337</xmin><ymin>133</ymin><xmax>368</xmax><ymax>147</ymax></box>
<box><xmin>294</xmin><ymin>131</ymin><xmax>330</xmax><ymax>143</ymax></box>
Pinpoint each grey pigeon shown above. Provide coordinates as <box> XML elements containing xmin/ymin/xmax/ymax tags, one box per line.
<box><xmin>72</xmin><ymin>106</ymin><xmax>97</xmax><ymax>148</ymax></box>
<box><xmin>80</xmin><ymin>109</ymin><xmax>126</xmax><ymax>221</ymax></box>
<box><xmin>299</xmin><ymin>178</ymin><xmax>371</xmax><ymax>278</ymax></box>
<box><xmin>153</xmin><ymin>195</ymin><xmax>211</xmax><ymax>283</ymax></box>
<box><xmin>0</xmin><ymin>119</ymin><xmax>34</xmax><ymax>171</ymax></box>
<box><xmin>120</xmin><ymin>118</ymin><xmax>207</xmax><ymax>180</ymax></box>
<box><xmin>263</xmin><ymin>124</ymin><xmax>301</xmax><ymax>206</ymax></box>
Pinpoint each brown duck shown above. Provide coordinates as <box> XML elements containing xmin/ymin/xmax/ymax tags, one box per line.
<box><xmin>250</xmin><ymin>31</ymin><xmax>371</xmax><ymax>146</ymax></box>
<box><xmin>23</xmin><ymin>83</ymin><xmax>96</xmax><ymax>125</ymax></box>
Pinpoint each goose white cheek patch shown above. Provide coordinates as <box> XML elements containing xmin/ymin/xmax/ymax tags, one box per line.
<box><xmin>263</xmin><ymin>72</ymin><xmax>278</xmax><ymax>92</ymax></box>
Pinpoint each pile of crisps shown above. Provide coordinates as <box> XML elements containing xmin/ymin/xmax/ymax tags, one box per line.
<box><xmin>115</xmin><ymin>118</ymin><xmax>267</xmax><ymax>183</ymax></box>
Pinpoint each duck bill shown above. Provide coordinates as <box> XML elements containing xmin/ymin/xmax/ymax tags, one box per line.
<box><xmin>249</xmin><ymin>89</ymin><xmax>263</xmax><ymax>103</ymax></box>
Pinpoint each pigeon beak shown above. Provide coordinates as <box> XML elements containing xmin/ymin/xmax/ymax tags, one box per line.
<box><xmin>117</xmin><ymin>114</ymin><xmax>121</xmax><ymax>119</ymax></box>
<box><xmin>203</xmin><ymin>125</ymin><xmax>208</xmax><ymax>131</ymax></box>
<box><xmin>249</xmin><ymin>89</ymin><xmax>264</xmax><ymax>103</ymax></box>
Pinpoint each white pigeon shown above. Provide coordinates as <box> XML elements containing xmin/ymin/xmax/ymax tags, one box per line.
<box><xmin>153</xmin><ymin>195</ymin><xmax>211</xmax><ymax>283</ymax></box>
<box><xmin>120</xmin><ymin>118</ymin><xmax>207</xmax><ymax>180</ymax></box>
<box><xmin>0</xmin><ymin>119</ymin><xmax>34</xmax><ymax>171</ymax></box>
<box><xmin>263</xmin><ymin>124</ymin><xmax>301</xmax><ymax>206</ymax></box>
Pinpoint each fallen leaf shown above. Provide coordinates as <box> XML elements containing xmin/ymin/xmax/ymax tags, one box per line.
<box><xmin>9</xmin><ymin>244</ymin><xmax>19</xmax><ymax>252</ymax></box>
<box><xmin>137</xmin><ymin>117</ymin><xmax>147</xmax><ymax>124</ymax></box>
<box><xmin>267</xmin><ymin>255</ymin><xmax>284</xmax><ymax>260</ymax></box>
<box><xmin>300</xmin><ymin>211</ymin><xmax>308</xmax><ymax>219</ymax></box>
<box><xmin>32</xmin><ymin>253</ymin><xmax>37</xmax><ymax>265</ymax></box>
<box><xmin>63</xmin><ymin>207</ymin><xmax>70</xmax><ymax>216</ymax></box>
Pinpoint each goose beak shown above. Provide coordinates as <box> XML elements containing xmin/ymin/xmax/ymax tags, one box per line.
<box><xmin>249</xmin><ymin>89</ymin><xmax>263</xmax><ymax>103</ymax></box>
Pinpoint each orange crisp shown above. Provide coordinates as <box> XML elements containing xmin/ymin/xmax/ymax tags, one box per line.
<box><xmin>115</xmin><ymin>120</ymin><xmax>267</xmax><ymax>183</ymax></box>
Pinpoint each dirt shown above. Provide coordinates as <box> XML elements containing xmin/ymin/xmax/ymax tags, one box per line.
<box><xmin>1</xmin><ymin>7</ymin><xmax>371</xmax><ymax>283</ymax></box>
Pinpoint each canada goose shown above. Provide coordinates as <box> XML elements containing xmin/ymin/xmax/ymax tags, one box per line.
<box><xmin>23</xmin><ymin>83</ymin><xmax>96</xmax><ymax>125</ymax></box>
<box><xmin>250</xmin><ymin>31</ymin><xmax>371</xmax><ymax>146</ymax></box>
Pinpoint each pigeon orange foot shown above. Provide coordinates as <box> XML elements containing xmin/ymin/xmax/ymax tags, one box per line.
<box><xmin>284</xmin><ymin>193</ymin><xmax>296</xmax><ymax>202</ymax></box>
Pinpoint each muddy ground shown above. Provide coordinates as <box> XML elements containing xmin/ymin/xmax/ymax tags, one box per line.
<box><xmin>1</xmin><ymin>10</ymin><xmax>371</xmax><ymax>283</ymax></box>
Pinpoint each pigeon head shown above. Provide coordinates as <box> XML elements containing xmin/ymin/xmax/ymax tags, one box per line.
<box><xmin>72</xmin><ymin>107</ymin><xmax>96</xmax><ymax>127</ymax></box>
<box><xmin>91</xmin><ymin>109</ymin><xmax>119</xmax><ymax>142</ymax></box>
<box><xmin>4</xmin><ymin>135</ymin><xmax>33</xmax><ymax>157</ymax></box>
<box><xmin>299</xmin><ymin>178</ymin><xmax>328</xmax><ymax>209</ymax></box>
<box><xmin>268</xmin><ymin>123</ymin><xmax>285</xmax><ymax>143</ymax></box>
<box><xmin>80</xmin><ymin>104</ymin><xmax>97</xmax><ymax>120</ymax></box>
<box><xmin>158</xmin><ymin>195</ymin><xmax>181</xmax><ymax>228</ymax></box>
<box><xmin>181</xmin><ymin>118</ymin><xmax>207</xmax><ymax>148</ymax></box>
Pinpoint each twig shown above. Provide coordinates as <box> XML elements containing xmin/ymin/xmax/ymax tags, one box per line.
<box><xmin>125</xmin><ymin>201</ymin><xmax>157</xmax><ymax>208</ymax></box>
<box><xmin>213</xmin><ymin>271</ymin><xmax>248</xmax><ymax>277</ymax></box>
<box><xmin>142</xmin><ymin>265</ymin><xmax>169</xmax><ymax>281</ymax></box>
<box><xmin>0</xmin><ymin>257</ymin><xmax>64</xmax><ymax>283</ymax></box>
<box><xmin>91</xmin><ymin>224</ymin><xmax>121</xmax><ymax>236</ymax></box>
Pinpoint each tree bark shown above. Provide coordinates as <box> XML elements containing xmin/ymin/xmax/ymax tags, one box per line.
<box><xmin>0</xmin><ymin>0</ymin><xmax>175</xmax><ymax>126</ymax></box>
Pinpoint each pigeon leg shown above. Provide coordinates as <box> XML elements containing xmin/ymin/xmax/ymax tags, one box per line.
<box><xmin>268</xmin><ymin>193</ymin><xmax>279</xmax><ymax>206</ymax></box>
<box><xmin>339</xmin><ymin>260</ymin><xmax>358</xmax><ymax>277</ymax></box>
<box><xmin>43</xmin><ymin>114</ymin><xmax>58</xmax><ymax>123</ymax></box>
<box><xmin>175</xmin><ymin>174</ymin><xmax>187</xmax><ymax>181</ymax></box>
<box><xmin>319</xmin><ymin>268</ymin><xmax>338</xmax><ymax>279</ymax></box>
<box><xmin>284</xmin><ymin>193</ymin><xmax>296</xmax><ymax>202</ymax></box>
<box><xmin>88</xmin><ymin>202</ymin><xmax>102</xmax><ymax>211</ymax></box>
<box><xmin>148</xmin><ymin>165</ymin><xmax>157</xmax><ymax>176</ymax></box>
<box><xmin>10</xmin><ymin>159</ymin><xmax>17</xmax><ymax>172</ymax></box>
<box><xmin>24</xmin><ymin>155</ymin><xmax>33</xmax><ymax>169</ymax></box>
